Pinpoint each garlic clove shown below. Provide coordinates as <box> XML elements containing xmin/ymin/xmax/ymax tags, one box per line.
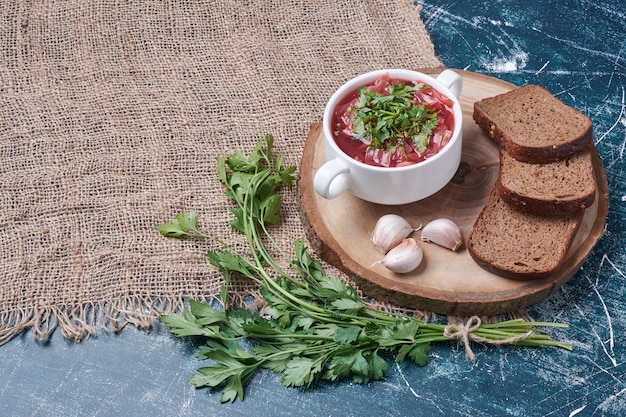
<box><xmin>371</xmin><ymin>214</ymin><xmax>418</xmax><ymax>254</ymax></box>
<box><xmin>371</xmin><ymin>238</ymin><xmax>423</xmax><ymax>273</ymax></box>
<box><xmin>420</xmin><ymin>218</ymin><xmax>463</xmax><ymax>251</ymax></box>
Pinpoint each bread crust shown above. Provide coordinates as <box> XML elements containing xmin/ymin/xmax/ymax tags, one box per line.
<box><xmin>503</xmin><ymin>133</ymin><xmax>592</xmax><ymax>163</ymax></box>
<box><xmin>497</xmin><ymin>179</ymin><xmax>595</xmax><ymax>216</ymax></box>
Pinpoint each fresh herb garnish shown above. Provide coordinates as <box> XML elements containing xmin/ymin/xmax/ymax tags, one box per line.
<box><xmin>350</xmin><ymin>82</ymin><xmax>439</xmax><ymax>152</ymax></box>
<box><xmin>159</xmin><ymin>135</ymin><xmax>572</xmax><ymax>403</ymax></box>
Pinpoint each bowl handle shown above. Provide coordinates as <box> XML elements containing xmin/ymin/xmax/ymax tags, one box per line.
<box><xmin>436</xmin><ymin>69</ymin><xmax>463</xmax><ymax>98</ymax></box>
<box><xmin>313</xmin><ymin>158</ymin><xmax>350</xmax><ymax>199</ymax></box>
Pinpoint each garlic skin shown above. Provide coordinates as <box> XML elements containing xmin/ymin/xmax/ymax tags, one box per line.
<box><xmin>371</xmin><ymin>238</ymin><xmax>423</xmax><ymax>273</ymax></box>
<box><xmin>371</xmin><ymin>214</ymin><xmax>417</xmax><ymax>254</ymax></box>
<box><xmin>420</xmin><ymin>218</ymin><xmax>463</xmax><ymax>251</ymax></box>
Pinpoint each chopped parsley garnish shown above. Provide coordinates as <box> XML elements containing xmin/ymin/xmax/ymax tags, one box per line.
<box><xmin>350</xmin><ymin>82</ymin><xmax>439</xmax><ymax>153</ymax></box>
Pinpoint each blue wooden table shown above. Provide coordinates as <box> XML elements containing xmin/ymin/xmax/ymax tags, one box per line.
<box><xmin>1</xmin><ymin>1</ymin><xmax>624</xmax><ymax>416</ymax></box>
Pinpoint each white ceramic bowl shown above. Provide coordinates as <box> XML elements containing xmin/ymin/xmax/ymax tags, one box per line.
<box><xmin>314</xmin><ymin>69</ymin><xmax>463</xmax><ymax>205</ymax></box>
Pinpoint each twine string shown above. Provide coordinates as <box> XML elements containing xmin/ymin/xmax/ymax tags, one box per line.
<box><xmin>444</xmin><ymin>316</ymin><xmax>535</xmax><ymax>361</ymax></box>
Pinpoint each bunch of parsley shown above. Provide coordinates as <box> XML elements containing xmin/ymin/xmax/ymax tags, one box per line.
<box><xmin>159</xmin><ymin>135</ymin><xmax>572</xmax><ymax>403</ymax></box>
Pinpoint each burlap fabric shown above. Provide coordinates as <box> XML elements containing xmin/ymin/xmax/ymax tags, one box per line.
<box><xmin>0</xmin><ymin>0</ymin><xmax>442</xmax><ymax>346</ymax></box>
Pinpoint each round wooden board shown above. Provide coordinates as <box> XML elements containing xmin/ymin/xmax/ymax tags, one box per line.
<box><xmin>297</xmin><ymin>69</ymin><xmax>609</xmax><ymax>316</ymax></box>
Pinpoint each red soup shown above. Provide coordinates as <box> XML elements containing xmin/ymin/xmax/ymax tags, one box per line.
<box><xmin>331</xmin><ymin>73</ymin><xmax>455</xmax><ymax>168</ymax></box>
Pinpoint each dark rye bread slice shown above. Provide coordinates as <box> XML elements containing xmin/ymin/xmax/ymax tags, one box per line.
<box><xmin>468</xmin><ymin>188</ymin><xmax>583</xmax><ymax>280</ymax></box>
<box><xmin>473</xmin><ymin>85</ymin><xmax>593</xmax><ymax>163</ymax></box>
<box><xmin>497</xmin><ymin>147</ymin><xmax>596</xmax><ymax>215</ymax></box>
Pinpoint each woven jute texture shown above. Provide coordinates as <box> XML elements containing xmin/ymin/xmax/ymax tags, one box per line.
<box><xmin>0</xmin><ymin>0</ymin><xmax>442</xmax><ymax>345</ymax></box>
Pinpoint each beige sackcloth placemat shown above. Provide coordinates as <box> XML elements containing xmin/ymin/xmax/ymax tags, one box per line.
<box><xmin>0</xmin><ymin>0</ymin><xmax>454</xmax><ymax>346</ymax></box>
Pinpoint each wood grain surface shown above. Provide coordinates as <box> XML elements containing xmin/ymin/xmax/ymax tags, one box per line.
<box><xmin>298</xmin><ymin>70</ymin><xmax>609</xmax><ymax>315</ymax></box>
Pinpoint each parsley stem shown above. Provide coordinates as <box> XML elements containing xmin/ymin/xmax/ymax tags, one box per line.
<box><xmin>245</xmin><ymin>332</ymin><xmax>336</xmax><ymax>343</ymax></box>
